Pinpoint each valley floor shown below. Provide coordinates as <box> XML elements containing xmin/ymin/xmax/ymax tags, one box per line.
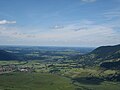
<box><xmin>0</xmin><ymin>60</ymin><xmax>120</xmax><ymax>90</ymax></box>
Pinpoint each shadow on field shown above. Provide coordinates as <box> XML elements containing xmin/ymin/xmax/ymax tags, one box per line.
<box><xmin>73</xmin><ymin>77</ymin><xmax>104</xmax><ymax>85</ymax></box>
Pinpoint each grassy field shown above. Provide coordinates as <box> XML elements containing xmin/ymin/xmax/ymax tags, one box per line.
<box><xmin>74</xmin><ymin>81</ymin><xmax>120</xmax><ymax>90</ymax></box>
<box><xmin>0</xmin><ymin>61</ymin><xmax>23</xmax><ymax>65</ymax></box>
<box><xmin>0</xmin><ymin>72</ymin><xmax>75</xmax><ymax>90</ymax></box>
<box><xmin>0</xmin><ymin>72</ymin><xmax>120</xmax><ymax>90</ymax></box>
<box><xmin>0</xmin><ymin>60</ymin><xmax>120</xmax><ymax>90</ymax></box>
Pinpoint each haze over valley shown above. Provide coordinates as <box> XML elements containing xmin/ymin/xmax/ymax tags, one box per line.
<box><xmin>0</xmin><ymin>0</ymin><xmax>120</xmax><ymax>90</ymax></box>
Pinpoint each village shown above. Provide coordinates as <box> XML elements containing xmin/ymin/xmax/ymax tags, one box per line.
<box><xmin>0</xmin><ymin>64</ymin><xmax>34</xmax><ymax>74</ymax></box>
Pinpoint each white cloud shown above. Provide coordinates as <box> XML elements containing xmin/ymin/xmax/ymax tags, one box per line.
<box><xmin>103</xmin><ymin>8</ymin><xmax>120</xmax><ymax>20</ymax></box>
<box><xmin>51</xmin><ymin>25</ymin><xmax>64</xmax><ymax>30</ymax></box>
<box><xmin>34</xmin><ymin>20</ymin><xmax>120</xmax><ymax>46</ymax></box>
<box><xmin>0</xmin><ymin>20</ymin><xmax>119</xmax><ymax>47</ymax></box>
<box><xmin>81</xmin><ymin>0</ymin><xmax>96</xmax><ymax>3</ymax></box>
<box><xmin>0</xmin><ymin>20</ymin><xmax>16</xmax><ymax>25</ymax></box>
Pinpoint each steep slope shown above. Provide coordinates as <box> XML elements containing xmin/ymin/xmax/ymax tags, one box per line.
<box><xmin>91</xmin><ymin>44</ymin><xmax>120</xmax><ymax>60</ymax></box>
<box><xmin>79</xmin><ymin>44</ymin><xmax>120</xmax><ymax>65</ymax></box>
<box><xmin>100</xmin><ymin>60</ymin><xmax>120</xmax><ymax>69</ymax></box>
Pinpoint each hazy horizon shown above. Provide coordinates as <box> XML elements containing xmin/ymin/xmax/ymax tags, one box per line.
<box><xmin>0</xmin><ymin>0</ymin><xmax>120</xmax><ymax>47</ymax></box>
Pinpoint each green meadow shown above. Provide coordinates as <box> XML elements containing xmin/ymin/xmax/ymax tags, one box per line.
<box><xmin>0</xmin><ymin>72</ymin><xmax>120</xmax><ymax>90</ymax></box>
<box><xmin>0</xmin><ymin>72</ymin><xmax>75</xmax><ymax>90</ymax></box>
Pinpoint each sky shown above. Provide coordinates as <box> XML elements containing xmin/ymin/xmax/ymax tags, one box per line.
<box><xmin>0</xmin><ymin>0</ymin><xmax>120</xmax><ymax>47</ymax></box>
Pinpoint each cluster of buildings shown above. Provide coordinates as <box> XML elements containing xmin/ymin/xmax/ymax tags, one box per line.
<box><xmin>0</xmin><ymin>65</ymin><xmax>16</xmax><ymax>74</ymax></box>
<box><xmin>0</xmin><ymin>64</ymin><xmax>34</xmax><ymax>74</ymax></box>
